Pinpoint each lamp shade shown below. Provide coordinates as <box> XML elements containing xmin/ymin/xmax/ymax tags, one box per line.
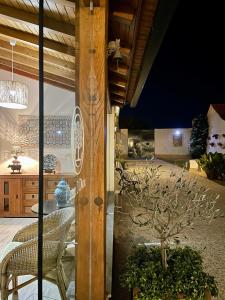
<box><xmin>0</xmin><ymin>80</ymin><xmax>28</xmax><ymax>109</ymax></box>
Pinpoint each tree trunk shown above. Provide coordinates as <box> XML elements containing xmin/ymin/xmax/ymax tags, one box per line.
<box><xmin>161</xmin><ymin>240</ymin><xmax>168</xmax><ymax>271</ymax></box>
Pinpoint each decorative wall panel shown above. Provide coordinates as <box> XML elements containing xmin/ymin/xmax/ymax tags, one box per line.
<box><xmin>18</xmin><ymin>115</ymin><xmax>72</xmax><ymax>148</ymax></box>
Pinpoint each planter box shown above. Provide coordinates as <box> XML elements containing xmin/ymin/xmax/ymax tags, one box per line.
<box><xmin>133</xmin><ymin>288</ymin><xmax>211</xmax><ymax>300</ymax></box>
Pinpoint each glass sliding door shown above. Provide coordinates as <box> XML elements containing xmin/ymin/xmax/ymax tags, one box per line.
<box><xmin>38</xmin><ymin>0</ymin><xmax>76</xmax><ymax>299</ymax></box>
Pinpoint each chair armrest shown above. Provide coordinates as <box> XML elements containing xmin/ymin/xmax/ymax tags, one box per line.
<box><xmin>12</xmin><ymin>221</ymin><xmax>38</xmax><ymax>242</ymax></box>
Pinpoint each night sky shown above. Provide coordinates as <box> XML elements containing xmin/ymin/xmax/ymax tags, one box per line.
<box><xmin>120</xmin><ymin>0</ymin><xmax>225</xmax><ymax>129</ymax></box>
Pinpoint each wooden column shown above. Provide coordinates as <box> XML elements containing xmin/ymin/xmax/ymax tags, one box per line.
<box><xmin>76</xmin><ymin>2</ymin><xmax>107</xmax><ymax>300</ymax></box>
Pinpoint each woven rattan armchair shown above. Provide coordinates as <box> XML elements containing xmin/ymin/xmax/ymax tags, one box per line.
<box><xmin>0</xmin><ymin>207</ymin><xmax>75</xmax><ymax>300</ymax></box>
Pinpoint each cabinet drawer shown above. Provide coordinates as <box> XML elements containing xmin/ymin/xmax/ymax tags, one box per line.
<box><xmin>23</xmin><ymin>199</ymin><xmax>38</xmax><ymax>206</ymax></box>
<box><xmin>24</xmin><ymin>180</ymin><xmax>38</xmax><ymax>189</ymax></box>
<box><xmin>46</xmin><ymin>193</ymin><xmax>55</xmax><ymax>200</ymax></box>
<box><xmin>24</xmin><ymin>193</ymin><xmax>38</xmax><ymax>200</ymax></box>
<box><xmin>24</xmin><ymin>206</ymin><xmax>33</xmax><ymax>214</ymax></box>
<box><xmin>47</xmin><ymin>180</ymin><xmax>59</xmax><ymax>189</ymax></box>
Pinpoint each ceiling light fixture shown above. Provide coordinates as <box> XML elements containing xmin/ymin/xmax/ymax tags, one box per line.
<box><xmin>0</xmin><ymin>40</ymin><xmax>28</xmax><ymax>109</ymax></box>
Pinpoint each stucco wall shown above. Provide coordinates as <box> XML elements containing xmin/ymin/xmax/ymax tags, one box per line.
<box><xmin>155</xmin><ymin>128</ymin><xmax>191</xmax><ymax>157</ymax></box>
<box><xmin>207</xmin><ymin>105</ymin><xmax>225</xmax><ymax>154</ymax></box>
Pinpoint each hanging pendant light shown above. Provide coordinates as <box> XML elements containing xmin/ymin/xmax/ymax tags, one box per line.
<box><xmin>0</xmin><ymin>40</ymin><xmax>28</xmax><ymax>109</ymax></box>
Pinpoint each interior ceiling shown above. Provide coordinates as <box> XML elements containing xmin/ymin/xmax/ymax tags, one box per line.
<box><xmin>0</xmin><ymin>0</ymin><xmax>159</xmax><ymax>105</ymax></box>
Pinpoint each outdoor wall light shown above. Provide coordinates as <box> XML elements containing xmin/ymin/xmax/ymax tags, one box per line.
<box><xmin>174</xmin><ymin>129</ymin><xmax>181</xmax><ymax>136</ymax></box>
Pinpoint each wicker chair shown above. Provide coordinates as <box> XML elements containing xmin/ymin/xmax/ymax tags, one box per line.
<box><xmin>0</xmin><ymin>207</ymin><xmax>75</xmax><ymax>300</ymax></box>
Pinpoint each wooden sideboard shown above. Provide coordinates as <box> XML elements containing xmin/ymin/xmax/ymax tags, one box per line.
<box><xmin>0</xmin><ymin>174</ymin><xmax>76</xmax><ymax>217</ymax></box>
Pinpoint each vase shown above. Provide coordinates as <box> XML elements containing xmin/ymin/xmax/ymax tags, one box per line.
<box><xmin>54</xmin><ymin>177</ymin><xmax>71</xmax><ymax>208</ymax></box>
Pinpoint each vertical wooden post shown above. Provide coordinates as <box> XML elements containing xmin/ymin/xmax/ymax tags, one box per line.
<box><xmin>76</xmin><ymin>2</ymin><xmax>107</xmax><ymax>300</ymax></box>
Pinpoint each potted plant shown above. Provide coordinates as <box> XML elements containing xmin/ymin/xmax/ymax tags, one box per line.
<box><xmin>119</xmin><ymin>166</ymin><xmax>220</xmax><ymax>299</ymax></box>
<box><xmin>121</xmin><ymin>246</ymin><xmax>218</xmax><ymax>300</ymax></box>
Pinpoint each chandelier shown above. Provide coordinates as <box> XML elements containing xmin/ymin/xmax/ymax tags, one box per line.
<box><xmin>0</xmin><ymin>40</ymin><xmax>28</xmax><ymax>109</ymax></box>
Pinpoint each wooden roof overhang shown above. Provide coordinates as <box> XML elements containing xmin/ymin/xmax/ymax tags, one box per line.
<box><xmin>0</xmin><ymin>0</ymin><xmax>177</xmax><ymax>104</ymax></box>
<box><xmin>108</xmin><ymin>0</ymin><xmax>179</xmax><ymax>108</ymax></box>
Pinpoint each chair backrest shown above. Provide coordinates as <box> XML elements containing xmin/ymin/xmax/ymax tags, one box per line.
<box><xmin>2</xmin><ymin>208</ymin><xmax>75</xmax><ymax>276</ymax></box>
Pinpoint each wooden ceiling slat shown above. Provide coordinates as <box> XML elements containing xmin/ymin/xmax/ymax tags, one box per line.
<box><xmin>0</xmin><ymin>25</ymin><xmax>75</xmax><ymax>56</ymax></box>
<box><xmin>0</xmin><ymin>47</ymin><xmax>75</xmax><ymax>80</ymax></box>
<box><xmin>109</xmin><ymin>63</ymin><xmax>129</xmax><ymax>77</ymax></box>
<box><xmin>0</xmin><ymin>39</ymin><xmax>75</xmax><ymax>69</ymax></box>
<box><xmin>0</xmin><ymin>59</ymin><xmax>75</xmax><ymax>91</ymax></box>
<box><xmin>109</xmin><ymin>79</ymin><xmax>127</xmax><ymax>90</ymax></box>
<box><xmin>0</xmin><ymin>3</ymin><xmax>75</xmax><ymax>37</ymax></box>
<box><xmin>46</xmin><ymin>0</ymin><xmax>75</xmax><ymax>9</ymax></box>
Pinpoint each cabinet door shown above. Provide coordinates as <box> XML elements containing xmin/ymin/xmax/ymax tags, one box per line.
<box><xmin>0</xmin><ymin>179</ymin><xmax>21</xmax><ymax>217</ymax></box>
<box><xmin>9</xmin><ymin>179</ymin><xmax>21</xmax><ymax>216</ymax></box>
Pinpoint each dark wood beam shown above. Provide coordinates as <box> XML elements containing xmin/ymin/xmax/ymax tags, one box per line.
<box><xmin>109</xmin><ymin>79</ymin><xmax>127</xmax><ymax>90</ymax></box>
<box><xmin>110</xmin><ymin>88</ymin><xmax>126</xmax><ymax>98</ymax></box>
<box><xmin>0</xmin><ymin>25</ymin><xmax>75</xmax><ymax>56</ymax></box>
<box><xmin>108</xmin><ymin>63</ymin><xmax>129</xmax><ymax>77</ymax></box>
<box><xmin>110</xmin><ymin>4</ymin><xmax>134</xmax><ymax>24</ymax></box>
<box><xmin>0</xmin><ymin>3</ymin><xmax>75</xmax><ymax>37</ymax></box>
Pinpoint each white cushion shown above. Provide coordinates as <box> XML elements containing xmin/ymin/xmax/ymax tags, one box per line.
<box><xmin>0</xmin><ymin>242</ymin><xmax>23</xmax><ymax>264</ymax></box>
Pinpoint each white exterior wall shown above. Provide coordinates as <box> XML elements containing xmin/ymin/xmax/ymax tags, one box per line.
<box><xmin>0</xmin><ymin>70</ymin><xmax>75</xmax><ymax>174</ymax></box>
<box><xmin>155</xmin><ymin>128</ymin><xmax>191</xmax><ymax>157</ymax></box>
<box><xmin>207</xmin><ymin>105</ymin><xmax>225</xmax><ymax>154</ymax></box>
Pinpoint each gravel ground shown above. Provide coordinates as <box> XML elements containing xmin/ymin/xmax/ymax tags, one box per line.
<box><xmin>112</xmin><ymin>159</ymin><xmax>225</xmax><ymax>300</ymax></box>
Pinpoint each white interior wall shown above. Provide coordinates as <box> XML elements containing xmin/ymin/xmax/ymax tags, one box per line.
<box><xmin>155</xmin><ymin>128</ymin><xmax>191</xmax><ymax>157</ymax></box>
<box><xmin>207</xmin><ymin>105</ymin><xmax>225</xmax><ymax>154</ymax></box>
<box><xmin>0</xmin><ymin>70</ymin><xmax>75</xmax><ymax>174</ymax></box>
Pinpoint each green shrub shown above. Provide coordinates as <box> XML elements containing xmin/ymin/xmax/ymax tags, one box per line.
<box><xmin>198</xmin><ymin>152</ymin><xmax>225</xmax><ymax>180</ymax></box>
<box><xmin>120</xmin><ymin>246</ymin><xmax>218</xmax><ymax>300</ymax></box>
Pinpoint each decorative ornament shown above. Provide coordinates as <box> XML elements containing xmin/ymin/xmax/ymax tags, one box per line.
<box><xmin>71</xmin><ymin>106</ymin><xmax>84</xmax><ymax>176</ymax></box>
<box><xmin>54</xmin><ymin>177</ymin><xmax>71</xmax><ymax>208</ymax></box>
<box><xmin>43</xmin><ymin>154</ymin><xmax>57</xmax><ymax>174</ymax></box>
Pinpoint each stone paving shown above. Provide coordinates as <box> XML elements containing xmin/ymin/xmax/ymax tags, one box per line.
<box><xmin>112</xmin><ymin>159</ymin><xmax>225</xmax><ymax>300</ymax></box>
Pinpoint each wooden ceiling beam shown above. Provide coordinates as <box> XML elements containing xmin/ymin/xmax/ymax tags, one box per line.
<box><xmin>46</xmin><ymin>0</ymin><xmax>76</xmax><ymax>9</ymax></box>
<box><xmin>110</xmin><ymin>88</ymin><xmax>126</xmax><ymax>98</ymax></box>
<box><xmin>0</xmin><ymin>25</ymin><xmax>75</xmax><ymax>56</ymax></box>
<box><xmin>108</xmin><ymin>63</ymin><xmax>129</xmax><ymax>77</ymax></box>
<box><xmin>110</xmin><ymin>4</ymin><xmax>134</xmax><ymax>24</ymax></box>
<box><xmin>109</xmin><ymin>79</ymin><xmax>127</xmax><ymax>90</ymax></box>
<box><xmin>0</xmin><ymin>59</ymin><xmax>75</xmax><ymax>91</ymax></box>
<box><xmin>0</xmin><ymin>4</ymin><xmax>75</xmax><ymax>37</ymax></box>
<box><xmin>0</xmin><ymin>39</ymin><xmax>75</xmax><ymax>70</ymax></box>
<box><xmin>0</xmin><ymin>48</ymin><xmax>75</xmax><ymax>80</ymax></box>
